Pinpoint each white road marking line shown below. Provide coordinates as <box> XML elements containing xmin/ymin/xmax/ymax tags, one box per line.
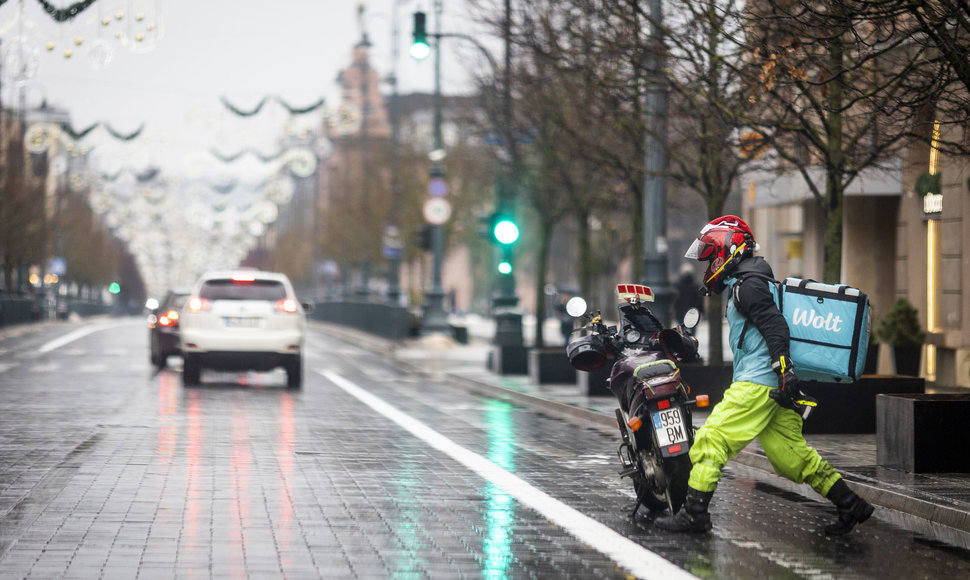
<box><xmin>321</xmin><ymin>370</ymin><xmax>696</xmax><ymax>580</ymax></box>
<box><xmin>38</xmin><ymin>324</ymin><xmax>123</xmax><ymax>353</ymax></box>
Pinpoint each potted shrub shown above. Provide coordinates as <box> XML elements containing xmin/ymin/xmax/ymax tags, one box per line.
<box><xmin>876</xmin><ymin>298</ymin><xmax>926</xmax><ymax>376</ymax></box>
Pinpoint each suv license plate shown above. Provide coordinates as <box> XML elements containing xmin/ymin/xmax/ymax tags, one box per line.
<box><xmin>224</xmin><ymin>317</ymin><xmax>260</xmax><ymax>328</ymax></box>
<box><xmin>651</xmin><ymin>408</ymin><xmax>688</xmax><ymax>447</ymax></box>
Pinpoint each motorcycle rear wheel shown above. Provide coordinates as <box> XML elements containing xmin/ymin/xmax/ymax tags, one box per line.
<box><xmin>633</xmin><ymin>449</ymin><xmax>691</xmax><ymax>514</ymax></box>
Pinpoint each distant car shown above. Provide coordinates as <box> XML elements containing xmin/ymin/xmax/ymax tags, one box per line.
<box><xmin>148</xmin><ymin>288</ymin><xmax>192</xmax><ymax>369</ymax></box>
<box><xmin>179</xmin><ymin>270</ymin><xmax>310</xmax><ymax>388</ymax></box>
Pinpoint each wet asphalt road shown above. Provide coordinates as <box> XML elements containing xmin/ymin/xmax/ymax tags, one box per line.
<box><xmin>2</xmin><ymin>318</ymin><xmax>970</xmax><ymax>579</ymax></box>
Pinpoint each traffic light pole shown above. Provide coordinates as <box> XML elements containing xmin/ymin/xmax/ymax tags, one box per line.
<box><xmin>491</xmin><ymin>2</ymin><xmax>524</xmax><ymax>354</ymax></box>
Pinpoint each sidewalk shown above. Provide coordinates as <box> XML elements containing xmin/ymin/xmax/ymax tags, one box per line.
<box><xmin>316</xmin><ymin>319</ymin><xmax>970</xmax><ymax>550</ymax></box>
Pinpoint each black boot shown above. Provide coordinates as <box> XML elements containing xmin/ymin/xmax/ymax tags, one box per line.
<box><xmin>654</xmin><ymin>488</ymin><xmax>714</xmax><ymax>533</ymax></box>
<box><xmin>825</xmin><ymin>479</ymin><xmax>874</xmax><ymax>536</ymax></box>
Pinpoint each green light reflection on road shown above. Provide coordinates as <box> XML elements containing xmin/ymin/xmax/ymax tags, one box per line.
<box><xmin>483</xmin><ymin>399</ymin><xmax>517</xmax><ymax>578</ymax></box>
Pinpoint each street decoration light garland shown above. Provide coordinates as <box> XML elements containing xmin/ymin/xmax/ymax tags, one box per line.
<box><xmin>209</xmin><ymin>146</ymin><xmax>278</xmax><ymax>163</ymax></box>
<box><xmin>220</xmin><ymin>96</ymin><xmax>268</xmax><ymax>117</ymax></box>
<box><xmin>209</xmin><ymin>147</ymin><xmax>316</xmax><ymax>178</ymax></box>
<box><xmin>220</xmin><ymin>95</ymin><xmax>326</xmax><ymax>117</ymax></box>
<box><xmin>0</xmin><ymin>0</ymin><xmax>162</xmax><ymax>69</ymax></box>
<box><xmin>103</xmin><ymin>122</ymin><xmax>143</xmax><ymax>141</ymax></box>
<box><xmin>0</xmin><ymin>0</ymin><xmax>99</xmax><ymax>19</ymax></box>
<box><xmin>280</xmin><ymin>96</ymin><xmax>325</xmax><ymax>115</ymax></box>
<box><xmin>35</xmin><ymin>0</ymin><xmax>99</xmax><ymax>23</ymax></box>
<box><xmin>59</xmin><ymin>121</ymin><xmax>99</xmax><ymax>140</ymax></box>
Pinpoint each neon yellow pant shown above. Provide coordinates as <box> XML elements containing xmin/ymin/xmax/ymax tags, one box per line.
<box><xmin>688</xmin><ymin>380</ymin><xmax>842</xmax><ymax>496</ymax></box>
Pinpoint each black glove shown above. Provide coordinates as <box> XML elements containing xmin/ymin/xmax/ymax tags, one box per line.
<box><xmin>769</xmin><ymin>355</ymin><xmax>818</xmax><ymax>419</ymax></box>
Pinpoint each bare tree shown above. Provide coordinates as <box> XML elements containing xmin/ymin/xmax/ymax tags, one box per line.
<box><xmin>741</xmin><ymin>0</ymin><xmax>941</xmax><ymax>282</ymax></box>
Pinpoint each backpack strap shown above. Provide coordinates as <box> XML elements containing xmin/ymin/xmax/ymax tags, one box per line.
<box><xmin>732</xmin><ymin>272</ymin><xmax>780</xmax><ymax>352</ymax></box>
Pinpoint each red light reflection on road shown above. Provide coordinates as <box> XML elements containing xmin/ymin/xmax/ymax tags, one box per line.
<box><xmin>229</xmin><ymin>400</ymin><xmax>252</xmax><ymax>577</ymax></box>
<box><xmin>157</xmin><ymin>372</ymin><xmax>178</xmax><ymax>464</ymax></box>
<box><xmin>277</xmin><ymin>393</ymin><xmax>295</xmax><ymax>560</ymax></box>
<box><xmin>184</xmin><ymin>390</ymin><xmax>202</xmax><ymax>559</ymax></box>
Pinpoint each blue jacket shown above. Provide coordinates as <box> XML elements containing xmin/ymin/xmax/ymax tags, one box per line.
<box><xmin>723</xmin><ymin>257</ymin><xmax>791</xmax><ymax>387</ymax></box>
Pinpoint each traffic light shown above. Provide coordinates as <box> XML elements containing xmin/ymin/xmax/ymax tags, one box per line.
<box><xmin>410</xmin><ymin>11</ymin><xmax>430</xmax><ymax>60</ymax></box>
<box><xmin>108</xmin><ymin>282</ymin><xmax>121</xmax><ymax>294</ymax></box>
<box><xmin>497</xmin><ymin>259</ymin><xmax>513</xmax><ymax>275</ymax></box>
<box><xmin>492</xmin><ymin>215</ymin><xmax>519</xmax><ymax>245</ymax></box>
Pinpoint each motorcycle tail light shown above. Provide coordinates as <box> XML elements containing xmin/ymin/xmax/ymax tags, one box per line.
<box><xmin>695</xmin><ymin>395</ymin><xmax>710</xmax><ymax>408</ymax></box>
<box><xmin>627</xmin><ymin>416</ymin><xmax>642</xmax><ymax>432</ymax></box>
<box><xmin>657</xmin><ymin>399</ymin><xmax>671</xmax><ymax>410</ymax></box>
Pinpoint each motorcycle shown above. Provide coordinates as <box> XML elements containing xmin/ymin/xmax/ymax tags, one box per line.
<box><xmin>565</xmin><ymin>284</ymin><xmax>709</xmax><ymax>517</ymax></box>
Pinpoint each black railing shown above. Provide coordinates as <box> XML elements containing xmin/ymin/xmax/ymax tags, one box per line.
<box><xmin>310</xmin><ymin>301</ymin><xmax>412</xmax><ymax>341</ymax></box>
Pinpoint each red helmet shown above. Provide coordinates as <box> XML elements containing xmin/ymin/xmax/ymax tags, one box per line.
<box><xmin>684</xmin><ymin>215</ymin><xmax>758</xmax><ymax>295</ymax></box>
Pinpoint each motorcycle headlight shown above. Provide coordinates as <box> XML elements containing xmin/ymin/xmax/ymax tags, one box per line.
<box><xmin>567</xmin><ymin>334</ymin><xmax>608</xmax><ymax>371</ymax></box>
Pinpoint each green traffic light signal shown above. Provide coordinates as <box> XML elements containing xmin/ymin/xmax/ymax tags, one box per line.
<box><xmin>493</xmin><ymin>218</ymin><xmax>519</xmax><ymax>245</ymax></box>
<box><xmin>498</xmin><ymin>261</ymin><xmax>513</xmax><ymax>275</ymax></box>
<box><xmin>108</xmin><ymin>282</ymin><xmax>121</xmax><ymax>294</ymax></box>
<box><xmin>410</xmin><ymin>11</ymin><xmax>430</xmax><ymax>60</ymax></box>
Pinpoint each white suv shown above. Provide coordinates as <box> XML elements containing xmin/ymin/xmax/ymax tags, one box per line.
<box><xmin>179</xmin><ymin>270</ymin><xmax>309</xmax><ymax>387</ymax></box>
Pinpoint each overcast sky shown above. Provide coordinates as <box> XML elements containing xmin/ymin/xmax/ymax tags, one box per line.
<box><xmin>1</xmin><ymin>0</ymin><xmax>494</xmax><ymax>176</ymax></box>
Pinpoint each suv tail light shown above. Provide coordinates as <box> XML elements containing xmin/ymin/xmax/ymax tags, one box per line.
<box><xmin>158</xmin><ymin>310</ymin><xmax>180</xmax><ymax>327</ymax></box>
<box><xmin>187</xmin><ymin>297</ymin><xmax>210</xmax><ymax>312</ymax></box>
<box><xmin>275</xmin><ymin>299</ymin><xmax>299</xmax><ymax>313</ymax></box>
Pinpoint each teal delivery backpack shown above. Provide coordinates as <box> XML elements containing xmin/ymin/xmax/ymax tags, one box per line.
<box><xmin>737</xmin><ymin>276</ymin><xmax>871</xmax><ymax>383</ymax></box>
<box><xmin>780</xmin><ymin>278</ymin><xmax>871</xmax><ymax>383</ymax></box>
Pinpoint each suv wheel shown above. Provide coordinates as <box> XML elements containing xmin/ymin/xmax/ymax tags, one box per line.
<box><xmin>183</xmin><ymin>354</ymin><xmax>202</xmax><ymax>386</ymax></box>
<box><xmin>285</xmin><ymin>355</ymin><xmax>302</xmax><ymax>389</ymax></box>
<box><xmin>150</xmin><ymin>334</ymin><xmax>163</xmax><ymax>368</ymax></box>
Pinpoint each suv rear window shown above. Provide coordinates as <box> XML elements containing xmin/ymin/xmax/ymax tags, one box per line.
<box><xmin>199</xmin><ymin>280</ymin><xmax>286</xmax><ymax>301</ymax></box>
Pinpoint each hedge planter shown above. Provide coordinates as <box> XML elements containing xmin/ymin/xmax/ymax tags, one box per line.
<box><xmin>892</xmin><ymin>345</ymin><xmax>922</xmax><ymax>376</ymax></box>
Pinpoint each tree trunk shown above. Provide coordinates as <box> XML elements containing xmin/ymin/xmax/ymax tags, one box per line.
<box><xmin>822</xmin><ymin>23</ymin><xmax>847</xmax><ymax>284</ymax></box>
<box><xmin>578</xmin><ymin>212</ymin><xmax>594</xmax><ymax>302</ymax></box>
<box><xmin>822</xmin><ymin>177</ymin><xmax>844</xmax><ymax>284</ymax></box>
<box><xmin>533</xmin><ymin>215</ymin><xmax>554</xmax><ymax>347</ymax></box>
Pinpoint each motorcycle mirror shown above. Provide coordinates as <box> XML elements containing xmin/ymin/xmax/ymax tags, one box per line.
<box><xmin>565</xmin><ymin>296</ymin><xmax>588</xmax><ymax>318</ymax></box>
<box><xmin>683</xmin><ymin>307</ymin><xmax>700</xmax><ymax>329</ymax></box>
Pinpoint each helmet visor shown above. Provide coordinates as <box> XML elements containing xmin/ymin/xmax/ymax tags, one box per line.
<box><xmin>685</xmin><ymin>238</ymin><xmax>714</xmax><ymax>261</ymax></box>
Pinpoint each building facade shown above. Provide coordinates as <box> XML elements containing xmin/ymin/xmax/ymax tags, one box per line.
<box><xmin>746</xmin><ymin>132</ymin><xmax>970</xmax><ymax>388</ymax></box>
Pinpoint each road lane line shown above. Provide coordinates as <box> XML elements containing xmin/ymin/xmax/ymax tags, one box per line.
<box><xmin>321</xmin><ymin>370</ymin><xmax>696</xmax><ymax>580</ymax></box>
<box><xmin>38</xmin><ymin>324</ymin><xmax>121</xmax><ymax>353</ymax></box>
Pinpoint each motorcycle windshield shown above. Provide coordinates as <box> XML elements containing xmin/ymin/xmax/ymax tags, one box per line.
<box><xmin>618</xmin><ymin>303</ymin><xmax>663</xmax><ymax>336</ymax></box>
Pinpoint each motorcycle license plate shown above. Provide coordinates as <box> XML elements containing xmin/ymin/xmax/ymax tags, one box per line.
<box><xmin>652</xmin><ymin>408</ymin><xmax>688</xmax><ymax>447</ymax></box>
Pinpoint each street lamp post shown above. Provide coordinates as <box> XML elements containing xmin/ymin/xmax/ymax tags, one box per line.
<box><xmin>642</xmin><ymin>0</ymin><xmax>673</xmax><ymax>326</ymax></box>
<box><xmin>420</xmin><ymin>0</ymin><xmax>450</xmax><ymax>334</ymax></box>
<box><xmin>410</xmin><ymin>2</ymin><xmax>523</xmax><ymax>340</ymax></box>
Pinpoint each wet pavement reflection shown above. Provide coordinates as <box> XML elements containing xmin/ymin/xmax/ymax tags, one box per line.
<box><xmin>2</xmin><ymin>319</ymin><xmax>970</xmax><ymax>578</ymax></box>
